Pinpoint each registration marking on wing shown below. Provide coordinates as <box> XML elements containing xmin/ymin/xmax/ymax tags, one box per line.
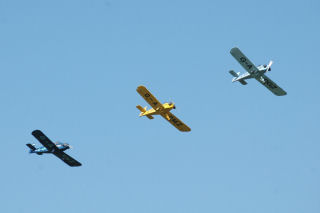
<box><xmin>255</xmin><ymin>75</ymin><xmax>287</xmax><ymax>96</ymax></box>
<box><xmin>161</xmin><ymin>112</ymin><xmax>191</xmax><ymax>132</ymax></box>
<box><xmin>136</xmin><ymin>85</ymin><xmax>163</xmax><ymax>110</ymax></box>
<box><xmin>230</xmin><ymin>47</ymin><xmax>259</xmax><ymax>74</ymax></box>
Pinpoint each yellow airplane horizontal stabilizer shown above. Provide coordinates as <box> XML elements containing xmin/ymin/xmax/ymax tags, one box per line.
<box><xmin>136</xmin><ymin>105</ymin><xmax>153</xmax><ymax>119</ymax></box>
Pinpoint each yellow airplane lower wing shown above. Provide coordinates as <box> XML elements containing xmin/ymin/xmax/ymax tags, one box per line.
<box><xmin>161</xmin><ymin>112</ymin><xmax>191</xmax><ymax>132</ymax></box>
<box><xmin>136</xmin><ymin>85</ymin><xmax>163</xmax><ymax>110</ymax></box>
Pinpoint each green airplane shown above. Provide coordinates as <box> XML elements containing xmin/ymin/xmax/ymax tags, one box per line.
<box><xmin>229</xmin><ymin>47</ymin><xmax>287</xmax><ymax>96</ymax></box>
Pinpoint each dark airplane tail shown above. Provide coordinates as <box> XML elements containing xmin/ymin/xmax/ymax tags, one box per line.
<box><xmin>26</xmin><ymin>143</ymin><xmax>36</xmax><ymax>153</ymax></box>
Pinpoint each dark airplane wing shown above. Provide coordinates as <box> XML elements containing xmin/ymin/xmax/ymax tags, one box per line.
<box><xmin>230</xmin><ymin>47</ymin><xmax>259</xmax><ymax>74</ymax></box>
<box><xmin>32</xmin><ymin>130</ymin><xmax>82</xmax><ymax>167</ymax></box>
<box><xmin>32</xmin><ymin>130</ymin><xmax>57</xmax><ymax>152</ymax></box>
<box><xmin>53</xmin><ymin>150</ymin><xmax>82</xmax><ymax>167</ymax></box>
<box><xmin>255</xmin><ymin>74</ymin><xmax>287</xmax><ymax>96</ymax></box>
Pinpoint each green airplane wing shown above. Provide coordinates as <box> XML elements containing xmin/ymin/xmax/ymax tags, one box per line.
<box><xmin>255</xmin><ymin>74</ymin><xmax>287</xmax><ymax>96</ymax></box>
<box><xmin>230</xmin><ymin>47</ymin><xmax>259</xmax><ymax>74</ymax></box>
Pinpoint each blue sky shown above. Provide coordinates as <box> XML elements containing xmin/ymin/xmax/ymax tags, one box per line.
<box><xmin>0</xmin><ymin>0</ymin><xmax>319</xmax><ymax>212</ymax></box>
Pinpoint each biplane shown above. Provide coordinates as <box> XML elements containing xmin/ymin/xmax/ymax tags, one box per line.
<box><xmin>229</xmin><ymin>47</ymin><xmax>287</xmax><ymax>96</ymax></box>
<box><xmin>136</xmin><ymin>85</ymin><xmax>191</xmax><ymax>132</ymax></box>
<box><xmin>26</xmin><ymin>130</ymin><xmax>81</xmax><ymax>167</ymax></box>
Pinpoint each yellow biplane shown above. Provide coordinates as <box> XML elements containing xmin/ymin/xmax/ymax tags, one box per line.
<box><xmin>136</xmin><ymin>85</ymin><xmax>191</xmax><ymax>132</ymax></box>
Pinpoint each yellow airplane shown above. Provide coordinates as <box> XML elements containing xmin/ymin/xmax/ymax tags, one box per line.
<box><xmin>136</xmin><ymin>85</ymin><xmax>191</xmax><ymax>132</ymax></box>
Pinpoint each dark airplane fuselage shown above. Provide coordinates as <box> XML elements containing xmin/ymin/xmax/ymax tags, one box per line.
<box><xmin>30</xmin><ymin>143</ymin><xmax>69</xmax><ymax>155</ymax></box>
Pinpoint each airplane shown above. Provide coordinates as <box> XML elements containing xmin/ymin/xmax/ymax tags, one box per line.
<box><xmin>229</xmin><ymin>47</ymin><xmax>287</xmax><ymax>96</ymax></box>
<box><xmin>26</xmin><ymin>130</ymin><xmax>81</xmax><ymax>167</ymax></box>
<box><xmin>136</xmin><ymin>85</ymin><xmax>191</xmax><ymax>132</ymax></box>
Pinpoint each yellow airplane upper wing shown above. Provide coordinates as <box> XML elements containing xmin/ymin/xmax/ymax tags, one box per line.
<box><xmin>136</xmin><ymin>85</ymin><xmax>163</xmax><ymax>110</ymax></box>
<box><xmin>161</xmin><ymin>112</ymin><xmax>191</xmax><ymax>132</ymax></box>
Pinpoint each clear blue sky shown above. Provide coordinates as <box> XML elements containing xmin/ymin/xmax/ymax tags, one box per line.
<box><xmin>1</xmin><ymin>0</ymin><xmax>319</xmax><ymax>212</ymax></box>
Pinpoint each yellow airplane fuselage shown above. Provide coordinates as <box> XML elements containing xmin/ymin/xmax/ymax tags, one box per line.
<box><xmin>141</xmin><ymin>103</ymin><xmax>175</xmax><ymax>116</ymax></box>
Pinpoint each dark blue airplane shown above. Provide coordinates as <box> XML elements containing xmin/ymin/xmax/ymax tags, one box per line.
<box><xmin>26</xmin><ymin>130</ymin><xmax>81</xmax><ymax>167</ymax></box>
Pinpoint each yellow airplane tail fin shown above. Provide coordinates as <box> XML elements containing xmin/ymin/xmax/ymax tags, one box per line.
<box><xmin>136</xmin><ymin>105</ymin><xmax>154</xmax><ymax>119</ymax></box>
